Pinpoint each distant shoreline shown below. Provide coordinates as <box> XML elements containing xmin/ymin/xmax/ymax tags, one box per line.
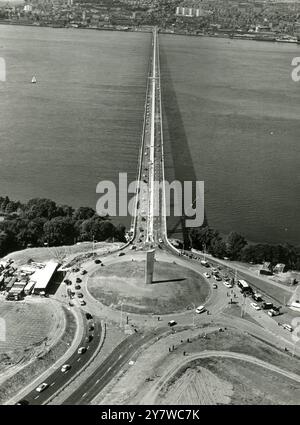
<box><xmin>0</xmin><ymin>21</ymin><xmax>299</xmax><ymax>45</ymax></box>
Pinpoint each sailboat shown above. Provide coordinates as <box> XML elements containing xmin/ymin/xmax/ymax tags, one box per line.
<box><xmin>31</xmin><ymin>75</ymin><xmax>37</xmax><ymax>84</ymax></box>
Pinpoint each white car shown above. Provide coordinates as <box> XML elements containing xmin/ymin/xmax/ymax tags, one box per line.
<box><xmin>78</xmin><ymin>347</ymin><xmax>86</xmax><ymax>354</ymax></box>
<box><xmin>214</xmin><ymin>275</ymin><xmax>222</xmax><ymax>281</ymax></box>
<box><xmin>158</xmin><ymin>238</ymin><xmax>163</xmax><ymax>243</ymax></box>
<box><xmin>61</xmin><ymin>364</ymin><xmax>71</xmax><ymax>373</ymax></box>
<box><xmin>203</xmin><ymin>272</ymin><xmax>211</xmax><ymax>278</ymax></box>
<box><xmin>36</xmin><ymin>383</ymin><xmax>49</xmax><ymax>393</ymax></box>
<box><xmin>195</xmin><ymin>305</ymin><xmax>206</xmax><ymax>314</ymax></box>
<box><xmin>223</xmin><ymin>281</ymin><xmax>233</xmax><ymax>288</ymax></box>
<box><xmin>250</xmin><ymin>302</ymin><xmax>261</xmax><ymax>311</ymax></box>
<box><xmin>282</xmin><ymin>324</ymin><xmax>293</xmax><ymax>332</ymax></box>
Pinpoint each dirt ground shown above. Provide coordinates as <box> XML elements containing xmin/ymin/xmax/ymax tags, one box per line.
<box><xmin>0</xmin><ymin>306</ymin><xmax>76</xmax><ymax>403</ymax></box>
<box><xmin>88</xmin><ymin>260</ymin><xmax>210</xmax><ymax>314</ymax></box>
<box><xmin>93</xmin><ymin>326</ymin><xmax>300</xmax><ymax>405</ymax></box>
<box><xmin>160</xmin><ymin>357</ymin><xmax>300</xmax><ymax>405</ymax></box>
<box><xmin>0</xmin><ymin>299</ymin><xmax>63</xmax><ymax>374</ymax></box>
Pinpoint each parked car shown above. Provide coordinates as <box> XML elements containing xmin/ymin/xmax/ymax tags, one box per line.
<box><xmin>86</xmin><ymin>313</ymin><xmax>93</xmax><ymax>320</ymax></box>
<box><xmin>203</xmin><ymin>272</ymin><xmax>211</xmax><ymax>278</ymax></box>
<box><xmin>77</xmin><ymin>293</ymin><xmax>84</xmax><ymax>298</ymax></box>
<box><xmin>85</xmin><ymin>335</ymin><xmax>93</xmax><ymax>343</ymax></box>
<box><xmin>118</xmin><ymin>252</ymin><xmax>125</xmax><ymax>257</ymax></box>
<box><xmin>212</xmin><ymin>283</ymin><xmax>218</xmax><ymax>289</ymax></box>
<box><xmin>69</xmin><ymin>301</ymin><xmax>74</xmax><ymax>307</ymax></box>
<box><xmin>252</xmin><ymin>292</ymin><xmax>263</xmax><ymax>302</ymax></box>
<box><xmin>75</xmin><ymin>285</ymin><xmax>81</xmax><ymax>290</ymax></box>
<box><xmin>81</xmin><ymin>269</ymin><xmax>87</xmax><ymax>275</ymax></box>
<box><xmin>214</xmin><ymin>275</ymin><xmax>222</xmax><ymax>281</ymax></box>
<box><xmin>282</xmin><ymin>323</ymin><xmax>293</xmax><ymax>332</ymax></box>
<box><xmin>168</xmin><ymin>320</ymin><xmax>177</xmax><ymax>327</ymax></box>
<box><xmin>36</xmin><ymin>383</ymin><xmax>49</xmax><ymax>393</ymax></box>
<box><xmin>261</xmin><ymin>302</ymin><xmax>273</xmax><ymax>310</ymax></box>
<box><xmin>195</xmin><ymin>305</ymin><xmax>206</xmax><ymax>314</ymax></box>
<box><xmin>94</xmin><ymin>259</ymin><xmax>101</xmax><ymax>264</ymax></box>
<box><xmin>61</xmin><ymin>364</ymin><xmax>71</xmax><ymax>373</ymax></box>
<box><xmin>89</xmin><ymin>325</ymin><xmax>94</xmax><ymax>331</ymax></box>
<box><xmin>268</xmin><ymin>309</ymin><xmax>279</xmax><ymax>317</ymax></box>
<box><xmin>250</xmin><ymin>302</ymin><xmax>261</xmax><ymax>311</ymax></box>
<box><xmin>76</xmin><ymin>277</ymin><xmax>82</xmax><ymax>283</ymax></box>
<box><xmin>78</xmin><ymin>347</ymin><xmax>86</xmax><ymax>354</ymax></box>
<box><xmin>79</xmin><ymin>300</ymin><xmax>86</xmax><ymax>306</ymax></box>
<box><xmin>223</xmin><ymin>281</ymin><xmax>233</xmax><ymax>288</ymax></box>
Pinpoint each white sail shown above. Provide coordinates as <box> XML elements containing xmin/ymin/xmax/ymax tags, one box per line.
<box><xmin>31</xmin><ymin>76</ymin><xmax>37</xmax><ymax>83</ymax></box>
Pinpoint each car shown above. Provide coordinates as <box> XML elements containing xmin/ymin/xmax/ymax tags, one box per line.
<box><xmin>75</xmin><ymin>285</ymin><xmax>81</xmax><ymax>290</ymax></box>
<box><xmin>223</xmin><ymin>281</ymin><xmax>233</xmax><ymax>288</ymax></box>
<box><xmin>195</xmin><ymin>305</ymin><xmax>206</xmax><ymax>314</ymax></box>
<box><xmin>89</xmin><ymin>325</ymin><xmax>94</xmax><ymax>331</ymax></box>
<box><xmin>268</xmin><ymin>309</ymin><xmax>279</xmax><ymax>317</ymax></box>
<box><xmin>86</xmin><ymin>313</ymin><xmax>93</xmax><ymax>320</ymax></box>
<box><xmin>261</xmin><ymin>302</ymin><xmax>273</xmax><ymax>310</ymax></box>
<box><xmin>250</xmin><ymin>302</ymin><xmax>261</xmax><ymax>311</ymax></box>
<box><xmin>78</xmin><ymin>347</ymin><xmax>87</xmax><ymax>354</ymax></box>
<box><xmin>94</xmin><ymin>259</ymin><xmax>101</xmax><ymax>264</ymax></box>
<box><xmin>64</xmin><ymin>279</ymin><xmax>71</xmax><ymax>285</ymax></box>
<box><xmin>76</xmin><ymin>277</ymin><xmax>82</xmax><ymax>283</ymax></box>
<box><xmin>72</xmin><ymin>267</ymin><xmax>80</xmax><ymax>273</ymax></box>
<box><xmin>168</xmin><ymin>320</ymin><xmax>177</xmax><ymax>327</ymax></box>
<box><xmin>282</xmin><ymin>324</ymin><xmax>293</xmax><ymax>332</ymax></box>
<box><xmin>36</xmin><ymin>383</ymin><xmax>49</xmax><ymax>393</ymax></box>
<box><xmin>77</xmin><ymin>293</ymin><xmax>83</xmax><ymax>298</ymax></box>
<box><xmin>61</xmin><ymin>364</ymin><xmax>71</xmax><ymax>373</ymax></box>
<box><xmin>85</xmin><ymin>335</ymin><xmax>93</xmax><ymax>343</ymax></box>
<box><xmin>252</xmin><ymin>292</ymin><xmax>263</xmax><ymax>302</ymax></box>
<box><xmin>203</xmin><ymin>272</ymin><xmax>211</xmax><ymax>278</ymax></box>
<box><xmin>130</xmin><ymin>245</ymin><xmax>136</xmax><ymax>250</ymax></box>
<box><xmin>69</xmin><ymin>301</ymin><xmax>74</xmax><ymax>307</ymax></box>
<box><xmin>214</xmin><ymin>275</ymin><xmax>222</xmax><ymax>281</ymax></box>
<box><xmin>118</xmin><ymin>252</ymin><xmax>125</xmax><ymax>257</ymax></box>
<box><xmin>158</xmin><ymin>238</ymin><xmax>163</xmax><ymax>244</ymax></box>
<box><xmin>201</xmin><ymin>260</ymin><xmax>209</xmax><ymax>267</ymax></box>
<box><xmin>15</xmin><ymin>399</ymin><xmax>29</xmax><ymax>405</ymax></box>
<box><xmin>79</xmin><ymin>300</ymin><xmax>86</xmax><ymax>306</ymax></box>
<box><xmin>81</xmin><ymin>269</ymin><xmax>87</xmax><ymax>275</ymax></box>
<box><xmin>212</xmin><ymin>283</ymin><xmax>218</xmax><ymax>289</ymax></box>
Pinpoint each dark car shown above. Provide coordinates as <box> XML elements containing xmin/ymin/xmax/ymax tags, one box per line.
<box><xmin>118</xmin><ymin>252</ymin><xmax>125</xmax><ymax>257</ymax></box>
<box><xmin>86</xmin><ymin>313</ymin><xmax>93</xmax><ymax>320</ymax></box>
<box><xmin>85</xmin><ymin>335</ymin><xmax>93</xmax><ymax>343</ymax></box>
<box><xmin>76</xmin><ymin>277</ymin><xmax>82</xmax><ymax>283</ymax></box>
<box><xmin>15</xmin><ymin>399</ymin><xmax>29</xmax><ymax>405</ymax></box>
<box><xmin>168</xmin><ymin>320</ymin><xmax>177</xmax><ymax>327</ymax></box>
<box><xmin>89</xmin><ymin>325</ymin><xmax>94</xmax><ymax>331</ymax></box>
<box><xmin>75</xmin><ymin>285</ymin><xmax>81</xmax><ymax>290</ymax></box>
<box><xmin>94</xmin><ymin>259</ymin><xmax>101</xmax><ymax>264</ymax></box>
<box><xmin>77</xmin><ymin>293</ymin><xmax>84</xmax><ymax>298</ymax></box>
<box><xmin>81</xmin><ymin>269</ymin><xmax>87</xmax><ymax>275</ymax></box>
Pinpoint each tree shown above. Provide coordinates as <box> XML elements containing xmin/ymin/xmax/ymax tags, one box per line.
<box><xmin>24</xmin><ymin>198</ymin><xmax>59</xmax><ymax>220</ymax></box>
<box><xmin>43</xmin><ymin>217</ymin><xmax>76</xmax><ymax>246</ymax></box>
<box><xmin>74</xmin><ymin>206</ymin><xmax>96</xmax><ymax>221</ymax></box>
<box><xmin>226</xmin><ymin>232</ymin><xmax>247</xmax><ymax>260</ymax></box>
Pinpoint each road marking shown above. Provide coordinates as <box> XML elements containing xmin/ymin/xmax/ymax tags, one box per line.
<box><xmin>96</xmin><ymin>379</ymin><xmax>100</xmax><ymax>384</ymax></box>
<box><xmin>107</xmin><ymin>366</ymin><xmax>112</xmax><ymax>371</ymax></box>
<box><xmin>87</xmin><ymin>346</ymin><xmax>90</xmax><ymax>350</ymax></box>
<box><xmin>34</xmin><ymin>395</ymin><xmax>39</xmax><ymax>400</ymax></box>
<box><xmin>77</xmin><ymin>358</ymin><xmax>81</xmax><ymax>362</ymax></box>
<box><xmin>118</xmin><ymin>354</ymin><xmax>122</xmax><ymax>359</ymax></box>
<box><xmin>81</xmin><ymin>392</ymin><xmax>87</xmax><ymax>398</ymax></box>
<box><xmin>50</xmin><ymin>382</ymin><xmax>55</xmax><ymax>387</ymax></box>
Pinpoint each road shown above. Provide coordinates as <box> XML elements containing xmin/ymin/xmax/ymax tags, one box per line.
<box><xmin>16</xmin><ymin>315</ymin><xmax>102</xmax><ymax>405</ymax></box>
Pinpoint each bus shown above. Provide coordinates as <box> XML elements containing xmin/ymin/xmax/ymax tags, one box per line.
<box><xmin>237</xmin><ymin>279</ymin><xmax>252</xmax><ymax>294</ymax></box>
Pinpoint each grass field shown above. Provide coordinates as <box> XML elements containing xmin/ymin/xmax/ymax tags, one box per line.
<box><xmin>88</xmin><ymin>260</ymin><xmax>209</xmax><ymax>314</ymax></box>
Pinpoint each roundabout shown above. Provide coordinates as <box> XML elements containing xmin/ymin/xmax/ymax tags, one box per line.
<box><xmin>87</xmin><ymin>259</ymin><xmax>210</xmax><ymax>315</ymax></box>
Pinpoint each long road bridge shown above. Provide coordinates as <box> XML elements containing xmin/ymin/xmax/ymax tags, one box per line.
<box><xmin>131</xmin><ymin>27</ymin><xmax>169</xmax><ymax>249</ymax></box>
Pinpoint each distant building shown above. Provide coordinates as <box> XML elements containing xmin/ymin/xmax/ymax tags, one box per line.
<box><xmin>273</xmin><ymin>263</ymin><xmax>286</xmax><ymax>274</ymax></box>
<box><xmin>176</xmin><ymin>6</ymin><xmax>206</xmax><ymax>17</ymax></box>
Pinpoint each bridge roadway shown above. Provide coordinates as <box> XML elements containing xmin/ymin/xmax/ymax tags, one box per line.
<box><xmin>133</xmin><ymin>27</ymin><xmax>166</xmax><ymax>248</ymax></box>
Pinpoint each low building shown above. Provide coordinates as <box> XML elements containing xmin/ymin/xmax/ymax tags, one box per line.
<box><xmin>32</xmin><ymin>261</ymin><xmax>59</xmax><ymax>295</ymax></box>
<box><xmin>273</xmin><ymin>263</ymin><xmax>286</xmax><ymax>274</ymax></box>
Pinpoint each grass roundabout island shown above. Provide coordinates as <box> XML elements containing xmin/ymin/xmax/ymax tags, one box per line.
<box><xmin>88</xmin><ymin>260</ymin><xmax>210</xmax><ymax>315</ymax></box>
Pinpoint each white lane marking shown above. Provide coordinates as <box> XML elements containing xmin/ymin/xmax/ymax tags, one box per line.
<box><xmin>87</xmin><ymin>346</ymin><xmax>90</xmax><ymax>350</ymax></box>
<box><xmin>107</xmin><ymin>366</ymin><xmax>112</xmax><ymax>371</ymax></box>
<box><xmin>34</xmin><ymin>395</ymin><xmax>39</xmax><ymax>400</ymax></box>
<box><xmin>118</xmin><ymin>354</ymin><xmax>122</xmax><ymax>359</ymax></box>
<box><xmin>81</xmin><ymin>392</ymin><xmax>87</xmax><ymax>398</ymax></box>
<box><xmin>50</xmin><ymin>382</ymin><xmax>55</xmax><ymax>387</ymax></box>
<box><xmin>77</xmin><ymin>358</ymin><xmax>81</xmax><ymax>362</ymax></box>
<box><xmin>96</xmin><ymin>379</ymin><xmax>100</xmax><ymax>384</ymax></box>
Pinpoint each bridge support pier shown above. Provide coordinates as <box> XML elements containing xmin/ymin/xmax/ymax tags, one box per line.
<box><xmin>145</xmin><ymin>249</ymin><xmax>155</xmax><ymax>284</ymax></box>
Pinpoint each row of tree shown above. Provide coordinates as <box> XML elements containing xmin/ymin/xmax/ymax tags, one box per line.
<box><xmin>189</xmin><ymin>227</ymin><xmax>300</xmax><ymax>271</ymax></box>
<box><xmin>0</xmin><ymin>197</ymin><xmax>126</xmax><ymax>257</ymax></box>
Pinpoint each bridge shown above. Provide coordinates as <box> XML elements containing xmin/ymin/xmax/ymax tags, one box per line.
<box><xmin>131</xmin><ymin>27</ymin><xmax>169</xmax><ymax>250</ymax></box>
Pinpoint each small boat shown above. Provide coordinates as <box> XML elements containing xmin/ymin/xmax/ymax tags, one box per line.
<box><xmin>31</xmin><ymin>76</ymin><xmax>37</xmax><ymax>84</ymax></box>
